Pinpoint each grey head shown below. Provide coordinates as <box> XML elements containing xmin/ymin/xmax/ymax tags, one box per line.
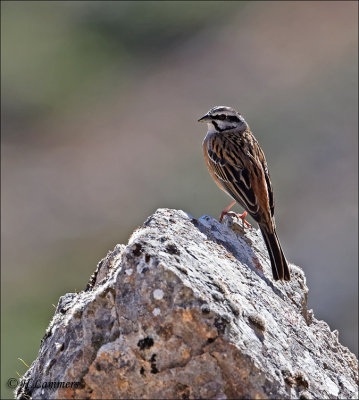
<box><xmin>198</xmin><ymin>106</ymin><xmax>248</xmax><ymax>133</ymax></box>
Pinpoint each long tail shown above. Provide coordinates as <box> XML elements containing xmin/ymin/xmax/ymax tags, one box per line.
<box><xmin>260</xmin><ymin>225</ymin><xmax>290</xmax><ymax>281</ymax></box>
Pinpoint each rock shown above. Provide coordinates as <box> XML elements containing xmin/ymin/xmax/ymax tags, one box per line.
<box><xmin>15</xmin><ymin>208</ymin><xmax>358</xmax><ymax>399</ymax></box>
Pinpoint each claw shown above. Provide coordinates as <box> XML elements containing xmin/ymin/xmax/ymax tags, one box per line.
<box><xmin>225</xmin><ymin>211</ymin><xmax>251</xmax><ymax>228</ymax></box>
<box><xmin>219</xmin><ymin>200</ymin><xmax>236</xmax><ymax>222</ymax></box>
<box><xmin>219</xmin><ymin>201</ymin><xmax>251</xmax><ymax>228</ymax></box>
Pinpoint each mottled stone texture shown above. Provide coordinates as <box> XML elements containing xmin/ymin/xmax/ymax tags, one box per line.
<box><xmin>16</xmin><ymin>209</ymin><xmax>358</xmax><ymax>399</ymax></box>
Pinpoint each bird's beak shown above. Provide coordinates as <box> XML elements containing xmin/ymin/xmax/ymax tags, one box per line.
<box><xmin>198</xmin><ymin>113</ymin><xmax>211</xmax><ymax>122</ymax></box>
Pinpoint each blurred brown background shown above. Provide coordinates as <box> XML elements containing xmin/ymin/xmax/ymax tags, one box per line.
<box><xmin>1</xmin><ymin>1</ymin><xmax>357</xmax><ymax>397</ymax></box>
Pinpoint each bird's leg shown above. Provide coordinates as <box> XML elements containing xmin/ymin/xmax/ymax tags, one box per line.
<box><xmin>219</xmin><ymin>201</ymin><xmax>251</xmax><ymax>228</ymax></box>
<box><xmin>219</xmin><ymin>200</ymin><xmax>236</xmax><ymax>222</ymax></box>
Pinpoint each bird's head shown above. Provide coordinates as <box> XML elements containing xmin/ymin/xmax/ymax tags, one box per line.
<box><xmin>198</xmin><ymin>106</ymin><xmax>247</xmax><ymax>133</ymax></box>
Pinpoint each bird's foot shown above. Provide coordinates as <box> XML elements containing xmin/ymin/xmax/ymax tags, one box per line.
<box><xmin>219</xmin><ymin>200</ymin><xmax>236</xmax><ymax>223</ymax></box>
<box><xmin>220</xmin><ymin>210</ymin><xmax>252</xmax><ymax>228</ymax></box>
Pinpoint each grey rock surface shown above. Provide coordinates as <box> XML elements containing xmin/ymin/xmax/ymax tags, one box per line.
<box><xmin>15</xmin><ymin>208</ymin><xmax>358</xmax><ymax>399</ymax></box>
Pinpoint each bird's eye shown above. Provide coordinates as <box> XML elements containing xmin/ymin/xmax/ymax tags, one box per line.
<box><xmin>215</xmin><ymin>114</ymin><xmax>226</xmax><ymax>120</ymax></box>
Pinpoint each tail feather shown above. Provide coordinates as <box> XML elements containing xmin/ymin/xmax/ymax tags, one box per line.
<box><xmin>260</xmin><ymin>226</ymin><xmax>290</xmax><ymax>281</ymax></box>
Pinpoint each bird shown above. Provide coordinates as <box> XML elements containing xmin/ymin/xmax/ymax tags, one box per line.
<box><xmin>199</xmin><ymin>106</ymin><xmax>290</xmax><ymax>281</ymax></box>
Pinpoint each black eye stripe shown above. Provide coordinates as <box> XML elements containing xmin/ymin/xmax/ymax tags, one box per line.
<box><xmin>212</xmin><ymin>114</ymin><xmax>240</xmax><ymax>122</ymax></box>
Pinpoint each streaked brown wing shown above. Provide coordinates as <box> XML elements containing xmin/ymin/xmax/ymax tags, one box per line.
<box><xmin>261</xmin><ymin>158</ymin><xmax>274</xmax><ymax>217</ymax></box>
<box><xmin>206</xmin><ymin>139</ymin><xmax>261</xmax><ymax>219</ymax></box>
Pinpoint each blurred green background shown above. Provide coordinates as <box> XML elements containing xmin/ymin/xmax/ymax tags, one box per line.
<box><xmin>1</xmin><ymin>1</ymin><xmax>357</xmax><ymax>397</ymax></box>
